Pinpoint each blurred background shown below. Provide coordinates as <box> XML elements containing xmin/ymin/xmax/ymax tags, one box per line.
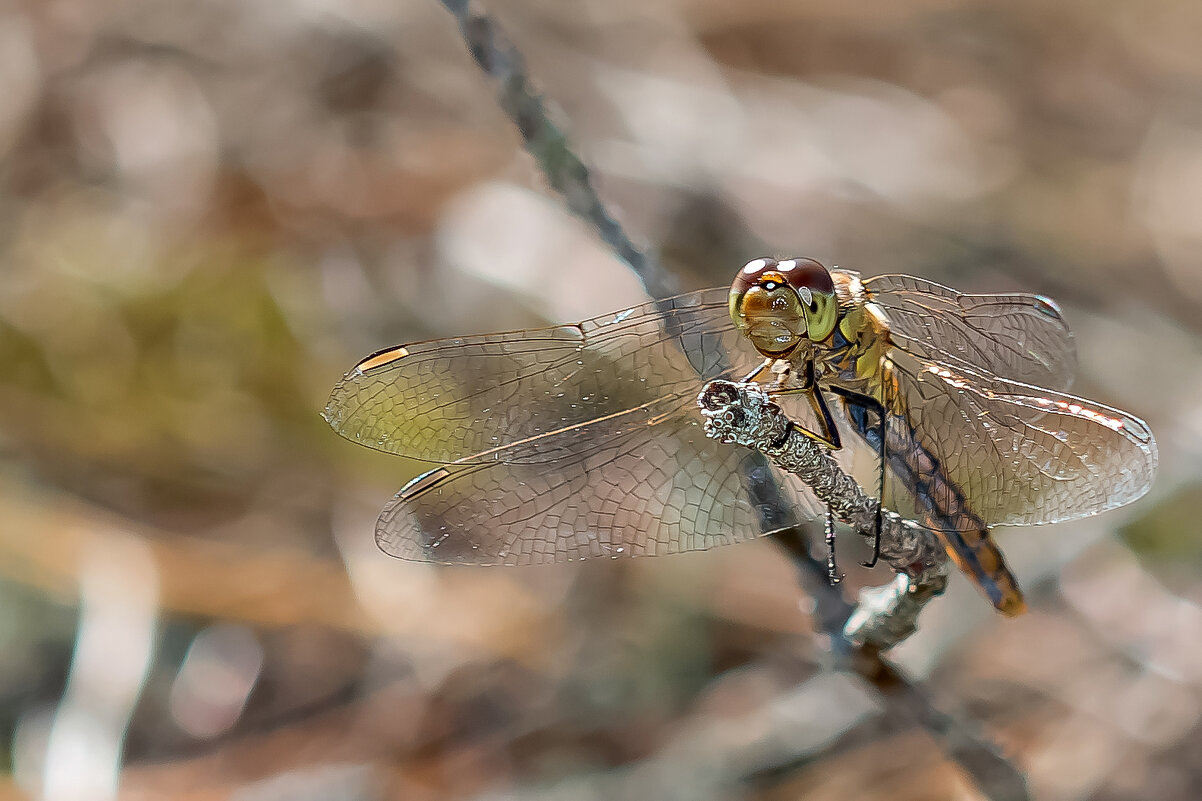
<box><xmin>1</xmin><ymin>0</ymin><xmax>1200</xmax><ymax>799</ymax></box>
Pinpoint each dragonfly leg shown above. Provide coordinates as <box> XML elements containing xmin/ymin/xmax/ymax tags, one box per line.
<box><xmin>768</xmin><ymin>360</ymin><xmax>843</xmax><ymax>450</ymax></box>
<box><xmin>824</xmin><ymin>505</ymin><xmax>843</xmax><ymax>584</ymax></box>
<box><xmin>741</xmin><ymin>357</ymin><xmax>774</xmax><ymax>383</ymax></box>
<box><xmin>830</xmin><ymin>387</ymin><xmax>886</xmax><ymax>568</ymax></box>
<box><xmin>864</xmin><ymin>507</ymin><xmax>883</xmax><ymax>568</ymax></box>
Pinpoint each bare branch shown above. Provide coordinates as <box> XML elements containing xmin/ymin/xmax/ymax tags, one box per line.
<box><xmin>438</xmin><ymin>5</ymin><xmax>1029</xmax><ymax>798</ymax></box>
<box><xmin>436</xmin><ymin>0</ymin><xmax>678</xmax><ymax>299</ymax></box>
<box><xmin>697</xmin><ymin>380</ymin><xmax>1030</xmax><ymax>798</ymax></box>
<box><xmin>433</xmin><ymin>1</ymin><xmax>847</xmax><ymax>619</ymax></box>
<box><xmin>697</xmin><ymin>379</ymin><xmax>949</xmax><ymax>649</ymax></box>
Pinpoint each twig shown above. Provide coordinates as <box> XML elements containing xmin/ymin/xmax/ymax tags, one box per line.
<box><xmin>437</xmin><ymin>4</ymin><xmax>1029</xmax><ymax>798</ymax></box>
<box><xmin>434</xmin><ymin>0</ymin><xmax>850</xmax><ymax>605</ymax></box>
<box><xmin>874</xmin><ymin>667</ymin><xmax>1032</xmax><ymax>801</ymax></box>
<box><xmin>433</xmin><ymin>0</ymin><xmax>854</xmax><ymax>616</ymax></box>
<box><xmin>696</xmin><ymin>380</ymin><xmax>948</xmax><ymax>649</ymax></box>
<box><xmin>698</xmin><ymin>380</ymin><xmax>1029</xmax><ymax>798</ymax></box>
<box><xmin>436</xmin><ymin>0</ymin><xmax>678</xmax><ymax>300</ymax></box>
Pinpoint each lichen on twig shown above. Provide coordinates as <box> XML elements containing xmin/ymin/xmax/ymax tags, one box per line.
<box><xmin>697</xmin><ymin>379</ymin><xmax>949</xmax><ymax>649</ymax></box>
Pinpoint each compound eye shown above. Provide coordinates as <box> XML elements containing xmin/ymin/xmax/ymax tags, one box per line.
<box><xmin>776</xmin><ymin>258</ymin><xmax>834</xmax><ymax>297</ymax></box>
<box><xmin>731</xmin><ymin>257</ymin><xmax>779</xmax><ymax>295</ymax></box>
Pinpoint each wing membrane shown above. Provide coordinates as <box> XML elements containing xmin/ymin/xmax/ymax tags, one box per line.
<box><xmin>376</xmin><ymin>394</ymin><xmax>820</xmax><ymax>564</ymax></box>
<box><xmin>324</xmin><ymin>289</ymin><xmax>756</xmax><ymax>464</ymax></box>
<box><xmin>876</xmin><ymin>349</ymin><xmax>1156</xmax><ymax>528</ymax></box>
<box><xmin>864</xmin><ymin>273</ymin><xmax>1077</xmax><ymax>391</ymax></box>
<box><xmin>330</xmin><ymin>267</ymin><xmax>1154</xmax><ymax>565</ymax></box>
<box><xmin>329</xmin><ymin>286</ymin><xmax>826</xmax><ymax>564</ymax></box>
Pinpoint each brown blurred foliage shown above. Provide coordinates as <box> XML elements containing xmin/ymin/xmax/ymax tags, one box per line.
<box><xmin>0</xmin><ymin>1</ymin><xmax>1200</xmax><ymax>799</ymax></box>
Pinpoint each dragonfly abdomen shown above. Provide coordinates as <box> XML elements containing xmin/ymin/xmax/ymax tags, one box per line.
<box><xmin>845</xmin><ymin>400</ymin><xmax>1027</xmax><ymax>617</ymax></box>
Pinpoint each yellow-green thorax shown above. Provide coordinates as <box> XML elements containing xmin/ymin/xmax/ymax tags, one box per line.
<box><xmin>805</xmin><ymin>269</ymin><xmax>898</xmax><ymax>410</ymax></box>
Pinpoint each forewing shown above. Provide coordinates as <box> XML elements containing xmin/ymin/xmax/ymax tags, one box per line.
<box><xmin>324</xmin><ymin>289</ymin><xmax>756</xmax><ymax>464</ymax></box>
<box><xmin>375</xmin><ymin>393</ymin><xmax>820</xmax><ymax>563</ymax></box>
<box><xmin>880</xmin><ymin>349</ymin><xmax>1156</xmax><ymax>528</ymax></box>
<box><xmin>864</xmin><ymin>274</ymin><xmax>1077</xmax><ymax>391</ymax></box>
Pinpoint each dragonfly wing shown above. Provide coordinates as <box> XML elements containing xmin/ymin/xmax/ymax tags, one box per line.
<box><xmin>877</xmin><ymin>348</ymin><xmax>1156</xmax><ymax>528</ymax></box>
<box><xmin>864</xmin><ymin>274</ymin><xmax>1077</xmax><ymax>391</ymax></box>
<box><xmin>324</xmin><ymin>289</ymin><xmax>756</xmax><ymax>464</ymax></box>
<box><xmin>375</xmin><ymin>393</ymin><xmax>821</xmax><ymax>563</ymax></box>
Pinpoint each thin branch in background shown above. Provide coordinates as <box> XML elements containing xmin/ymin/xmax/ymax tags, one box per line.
<box><xmin>433</xmin><ymin>0</ymin><xmax>843</xmax><ymax>621</ymax></box>
<box><xmin>434</xmin><ymin>0</ymin><xmax>841</xmax><ymax>598</ymax></box>
<box><xmin>437</xmin><ymin>0</ymin><xmax>678</xmax><ymax>300</ymax></box>
<box><xmin>435</xmin><ymin>3</ymin><xmax>1029</xmax><ymax>799</ymax></box>
<box><xmin>433</xmin><ymin>0</ymin><xmax>834</xmax><ymax>597</ymax></box>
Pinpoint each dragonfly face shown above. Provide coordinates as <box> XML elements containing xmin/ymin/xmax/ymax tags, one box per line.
<box><xmin>325</xmin><ymin>257</ymin><xmax>1157</xmax><ymax>616</ymax></box>
<box><xmin>729</xmin><ymin>257</ymin><xmax>839</xmax><ymax>358</ymax></box>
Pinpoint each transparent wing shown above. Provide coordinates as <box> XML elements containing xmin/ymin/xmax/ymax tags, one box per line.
<box><xmin>327</xmin><ymin>287</ymin><xmax>825</xmax><ymax>563</ymax></box>
<box><xmin>375</xmin><ymin>393</ymin><xmax>820</xmax><ymax>564</ymax></box>
<box><xmin>864</xmin><ymin>273</ymin><xmax>1077</xmax><ymax>391</ymax></box>
<box><xmin>872</xmin><ymin>349</ymin><xmax>1156</xmax><ymax>529</ymax></box>
<box><xmin>324</xmin><ymin>289</ymin><xmax>759</xmax><ymax>464</ymax></box>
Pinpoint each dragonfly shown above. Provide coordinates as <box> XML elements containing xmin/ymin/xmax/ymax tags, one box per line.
<box><xmin>324</xmin><ymin>258</ymin><xmax>1157</xmax><ymax>616</ymax></box>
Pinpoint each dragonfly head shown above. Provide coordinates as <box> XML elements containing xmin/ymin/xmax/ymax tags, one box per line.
<box><xmin>729</xmin><ymin>257</ymin><xmax>839</xmax><ymax>358</ymax></box>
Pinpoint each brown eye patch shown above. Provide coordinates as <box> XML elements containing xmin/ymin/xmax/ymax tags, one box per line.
<box><xmin>775</xmin><ymin>258</ymin><xmax>834</xmax><ymax>295</ymax></box>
